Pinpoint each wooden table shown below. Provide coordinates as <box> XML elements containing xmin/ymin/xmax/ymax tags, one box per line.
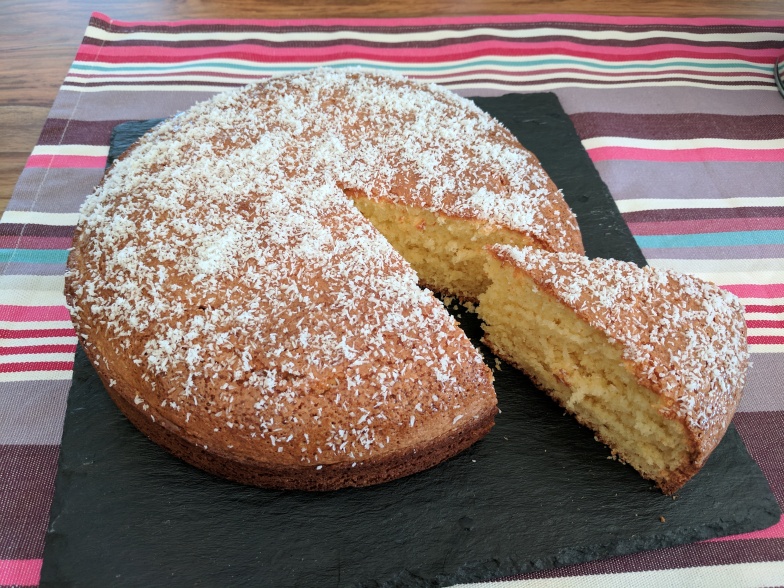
<box><xmin>2</xmin><ymin>0</ymin><xmax>784</xmax><ymax>213</ymax></box>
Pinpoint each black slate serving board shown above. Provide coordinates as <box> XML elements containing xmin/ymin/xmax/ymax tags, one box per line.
<box><xmin>41</xmin><ymin>93</ymin><xmax>780</xmax><ymax>587</ymax></box>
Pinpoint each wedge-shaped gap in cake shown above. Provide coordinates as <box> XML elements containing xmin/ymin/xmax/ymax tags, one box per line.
<box><xmin>341</xmin><ymin>189</ymin><xmax>539</xmax><ymax>300</ymax></box>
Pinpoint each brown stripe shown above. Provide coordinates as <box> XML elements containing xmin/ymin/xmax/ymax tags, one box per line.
<box><xmin>86</xmin><ymin>15</ymin><xmax>784</xmax><ymax>37</ymax></box>
<box><xmin>572</xmin><ymin>113</ymin><xmax>784</xmax><ymax>141</ymax></box>
<box><xmin>623</xmin><ymin>207</ymin><xmax>784</xmax><ymax>223</ymax></box>
<box><xmin>0</xmin><ymin>444</ymin><xmax>59</xmax><ymax>559</ymax></box>
<box><xmin>79</xmin><ymin>34</ymin><xmax>784</xmax><ymax>50</ymax></box>
<box><xmin>0</xmin><ymin>224</ymin><xmax>75</xmax><ymax>238</ymax></box>
<box><xmin>38</xmin><ymin>119</ymin><xmax>127</xmax><ymax>147</ymax></box>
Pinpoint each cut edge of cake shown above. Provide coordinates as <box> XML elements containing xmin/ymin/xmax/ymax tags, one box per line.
<box><xmin>477</xmin><ymin>244</ymin><xmax>749</xmax><ymax>494</ymax></box>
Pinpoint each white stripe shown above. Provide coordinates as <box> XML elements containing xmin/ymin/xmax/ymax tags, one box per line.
<box><xmin>30</xmin><ymin>145</ymin><xmax>109</xmax><ymax>157</ymax></box>
<box><xmin>0</xmin><ymin>353</ymin><xmax>75</xmax><ymax>364</ymax></box>
<box><xmin>616</xmin><ymin>197</ymin><xmax>784</xmax><ymax>213</ymax></box>
<box><xmin>83</xmin><ymin>24</ymin><xmax>784</xmax><ymax>44</ymax></box>
<box><xmin>0</xmin><ymin>211</ymin><xmax>80</xmax><ymax>226</ymax></box>
<box><xmin>0</xmin><ymin>276</ymin><xmax>66</xmax><ymax>307</ymax></box>
<box><xmin>751</xmin><ymin>344</ymin><xmax>784</xmax><ymax>352</ymax></box>
<box><xmin>63</xmin><ymin>75</ymin><xmax>265</xmax><ymax>85</ymax></box>
<box><xmin>647</xmin><ymin>259</ymin><xmax>784</xmax><ymax>287</ymax></box>
<box><xmin>0</xmin><ymin>370</ymin><xmax>74</xmax><ymax>383</ymax></box>
<box><xmin>749</xmin><ymin>328</ymin><xmax>783</xmax><ymax>336</ymax></box>
<box><xmin>746</xmin><ymin>311</ymin><xmax>784</xmax><ymax>319</ymax></box>
<box><xmin>0</xmin><ymin>337</ymin><xmax>77</xmax><ymax>348</ymax></box>
<box><xmin>453</xmin><ymin>560</ymin><xmax>784</xmax><ymax>588</ymax></box>
<box><xmin>61</xmin><ymin>84</ymin><xmax>239</xmax><ymax>93</ymax></box>
<box><xmin>583</xmin><ymin>136</ymin><xmax>784</xmax><ymax>150</ymax></box>
<box><xmin>0</xmin><ymin>320</ymin><xmax>74</xmax><ymax>331</ymax></box>
<box><xmin>60</xmin><ymin>79</ymin><xmax>776</xmax><ymax>94</ymax></box>
<box><xmin>741</xmin><ymin>296</ymin><xmax>784</xmax><ymax>305</ymax></box>
<box><xmin>0</xmin><ymin>275</ymin><xmax>65</xmax><ymax>292</ymax></box>
<box><xmin>647</xmin><ymin>258</ymin><xmax>784</xmax><ymax>274</ymax></box>
<box><xmin>0</xmin><ymin>290</ymin><xmax>66</xmax><ymax>307</ymax></box>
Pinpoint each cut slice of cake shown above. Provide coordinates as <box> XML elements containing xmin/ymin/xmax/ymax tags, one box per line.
<box><xmin>478</xmin><ymin>245</ymin><xmax>749</xmax><ymax>493</ymax></box>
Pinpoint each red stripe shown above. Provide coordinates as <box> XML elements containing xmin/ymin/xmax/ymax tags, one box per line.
<box><xmin>747</xmin><ymin>320</ymin><xmax>784</xmax><ymax>329</ymax></box>
<box><xmin>745</xmin><ymin>304</ymin><xmax>784</xmax><ymax>313</ymax></box>
<box><xmin>722</xmin><ymin>283</ymin><xmax>784</xmax><ymax>298</ymax></box>
<box><xmin>26</xmin><ymin>154</ymin><xmax>107</xmax><ymax>169</ymax></box>
<box><xmin>748</xmin><ymin>335</ymin><xmax>784</xmax><ymax>344</ymax></box>
<box><xmin>88</xmin><ymin>11</ymin><xmax>784</xmax><ymax>29</ymax></box>
<box><xmin>74</xmin><ymin>42</ymin><xmax>781</xmax><ymax>65</ymax></box>
<box><xmin>0</xmin><ymin>305</ymin><xmax>71</xmax><ymax>321</ymax></box>
<box><xmin>588</xmin><ymin>146</ymin><xmax>784</xmax><ymax>163</ymax></box>
<box><xmin>0</xmin><ymin>236</ymin><xmax>74</xmax><ymax>250</ymax></box>
<box><xmin>0</xmin><ymin>559</ymin><xmax>42</xmax><ymax>586</ymax></box>
<box><xmin>0</xmin><ymin>361</ymin><xmax>74</xmax><ymax>373</ymax></box>
<box><xmin>628</xmin><ymin>217</ymin><xmax>784</xmax><ymax>236</ymax></box>
<box><xmin>0</xmin><ymin>344</ymin><xmax>76</xmax><ymax>355</ymax></box>
<box><xmin>0</xmin><ymin>329</ymin><xmax>75</xmax><ymax>339</ymax></box>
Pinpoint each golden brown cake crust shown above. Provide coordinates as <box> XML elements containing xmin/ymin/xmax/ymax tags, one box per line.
<box><xmin>487</xmin><ymin>245</ymin><xmax>749</xmax><ymax>493</ymax></box>
<box><xmin>64</xmin><ymin>68</ymin><xmax>529</xmax><ymax>490</ymax></box>
<box><xmin>94</xmin><ymin>352</ymin><xmax>496</xmax><ymax>490</ymax></box>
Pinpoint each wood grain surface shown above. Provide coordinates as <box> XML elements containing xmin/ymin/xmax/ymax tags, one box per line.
<box><xmin>2</xmin><ymin>0</ymin><xmax>784</xmax><ymax>213</ymax></box>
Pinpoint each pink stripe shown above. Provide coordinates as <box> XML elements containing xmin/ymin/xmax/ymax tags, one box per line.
<box><xmin>0</xmin><ymin>328</ymin><xmax>75</xmax><ymax>339</ymax></box>
<box><xmin>26</xmin><ymin>154</ymin><xmax>107</xmax><ymax>169</ymax></box>
<box><xmin>74</xmin><ymin>41</ymin><xmax>782</xmax><ymax>64</ymax></box>
<box><xmin>722</xmin><ymin>283</ymin><xmax>784</xmax><ymax>298</ymax></box>
<box><xmin>0</xmin><ymin>305</ymin><xmax>71</xmax><ymax>322</ymax></box>
<box><xmin>748</xmin><ymin>319</ymin><xmax>784</xmax><ymax>328</ymax></box>
<box><xmin>90</xmin><ymin>11</ymin><xmax>784</xmax><ymax>28</ymax></box>
<box><xmin>0</xmin><ymin>559</ymin><xmax>42</xmax><ymax>586</ymax></box>
<box><xmin>746</xmin><ymin>304</ymin><xmax>784</xmax><ymax>313</ymax></box>
<box><xmin>629</xmin><ymin>217</ymin><xmax>784</xmax><ymax>236</ymax></box>
<box><xmin>587</xmin><ymin>146</ymin><xmax>784</xmax><ymax>163</ymax></box>
<box><xmin>748</xmin><ymin>335</ymin><xmax>784</xmax><ymax>344</ymax></box>
<box><xmin>0</xmin><ymin>236</ymin><xmax>74</xmax><ymax>249</ymax></box>
<box><xmin>0</xmin><ymin>361</ymin><xmax>74</xmax><ymax>373</ymax></box>
<box><xmin>0</xmin><ymin>344</ymin><xmax>76</xmax><ymax>355</ymax></box>
<box><xmin>710</xmin><ymin>514</ymin><xmax>784</xmax><ymax>541</ymax></box>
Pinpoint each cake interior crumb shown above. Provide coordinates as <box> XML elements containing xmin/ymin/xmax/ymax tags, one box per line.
<box><xmin>478</xmin><ymin>253</ymin><xmax>690</xmax><ymax>485</ymax></box>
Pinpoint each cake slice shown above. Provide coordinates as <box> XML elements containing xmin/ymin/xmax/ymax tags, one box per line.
<box><xmin>478</xmin><ymin>245</ymin><xmax>749</xmax><ymax>493</ymax></box>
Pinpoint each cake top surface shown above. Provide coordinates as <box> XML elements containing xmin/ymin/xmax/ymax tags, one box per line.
<box><xmin>490</xmin><ymin>245</ymin><xmax>749</xmax><ymax>451</ymax></box>
<box><xmin>66</xmin><ymin>68</ymin><xmax>503</xmax><ymax>468</ymax></box>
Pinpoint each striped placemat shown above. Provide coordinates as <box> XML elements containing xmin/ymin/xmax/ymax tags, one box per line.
<box><xmin>1</xmin><ymin>12</ymin><xmax>782</xmax><ymax>587</ymax></box>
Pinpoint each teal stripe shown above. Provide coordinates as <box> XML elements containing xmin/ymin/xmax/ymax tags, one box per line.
<box><xmin>0</xmin><ymin>249</ymin><xmax>69</xmax><ymax>264</ymax></box>
<box><xmin>70</xmin><ymin>59</ymin><xmax>771</xmax><ymax>74</ymax></box>
<box><xmin>635</xmin><ymin>230</ymin><xmax>784</xmax><ymax>249</ymax></box>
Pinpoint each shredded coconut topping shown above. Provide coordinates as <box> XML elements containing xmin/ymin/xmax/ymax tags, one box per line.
<box><xmin>66</xmin><ymin>68</ymin><xmax>504</xmax><ymax>467</ymax></box>
<box><xmin>492</xmin><ymin>245</ymin><xmax>749</xmax><ymax>452</ymax></box>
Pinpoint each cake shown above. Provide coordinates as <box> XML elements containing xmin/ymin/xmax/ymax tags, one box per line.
<box><xmin>478</xmin><ymin>245</ymin><xmax>749</xmax><ymax>493</ymax></box>
<box><xmin>65</xmin><ymin>68</ymin><xmax>584</xmax><ymax>490</ymax></box>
